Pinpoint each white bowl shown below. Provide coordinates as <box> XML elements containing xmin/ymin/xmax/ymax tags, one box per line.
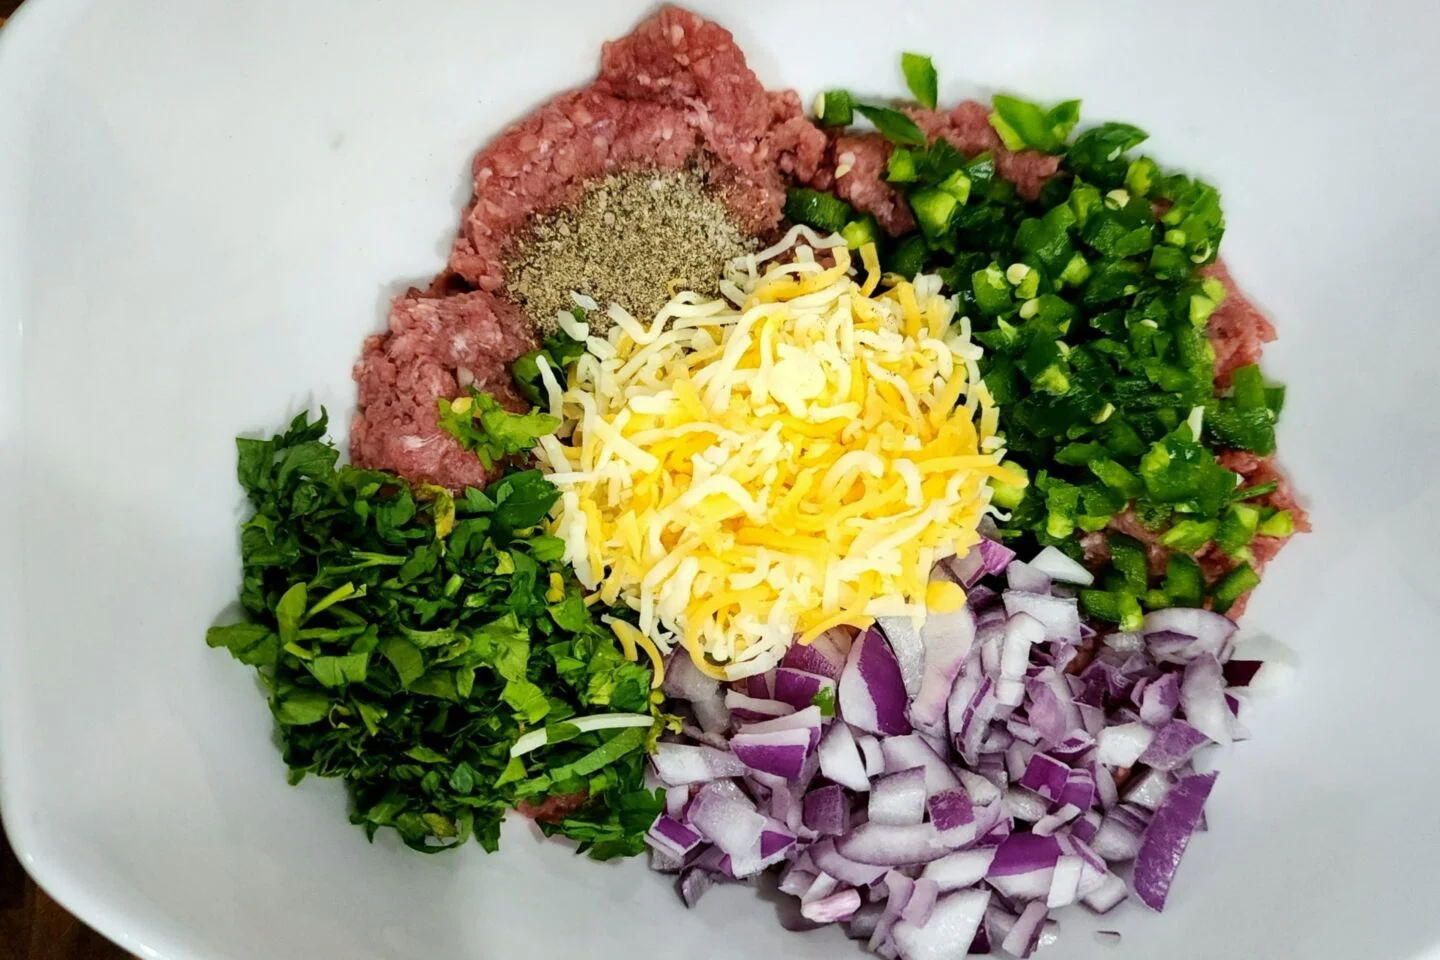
<box><xmin>3</xmin><ymin>1</ymin><xmax>1439</xmax><ymax>958</ymax></box>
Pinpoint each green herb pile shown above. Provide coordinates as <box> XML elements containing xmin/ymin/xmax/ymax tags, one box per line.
<box><xmin>206</xmin><ymin>410</ymin><xmax>665</xmax><ymax>858</ymax></box>
<box><xmin>786</xmin><ymin>54</ymin><xmax>1293</xmax><ymax>625</ymax></box>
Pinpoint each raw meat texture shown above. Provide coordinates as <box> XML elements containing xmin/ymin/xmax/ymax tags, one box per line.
<box><xmin>447</xmin><ymin>5</ymin><xmax>818</xmax><ymax>290</ymax></box>
<box><xmin>906</xmin><ymin>101</ymin><xmax>1061</xmax><ymax>200</ymax></box>
<box><xmin>351</xmin><ymin>289</ymin><xmax>536</xmax><ymax>491</ymax></box>
<box><xmin>358</xmin><ymin>6</ymin><xmax>825</xmax><ymax>491</ymax></box>
<box><xmin>1204</xmin><ymin>261</ymin><xmax>1278</xmax><ymax>386</ymax></box>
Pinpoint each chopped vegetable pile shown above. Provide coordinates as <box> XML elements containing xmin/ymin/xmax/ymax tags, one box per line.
<box><xmin>785</xmin><ymin>54</ymin><xmax>1293</xmax><ymax>625</ymax></box>
<box><xmin>207</xmin><ymin>410</ymin><xmax>665</xmax><ymax>857</ymax></box>
<box><xmin>648</xmin><ymin>537</ymin><xmax>1266</xmax><ymax>950</ymax></box>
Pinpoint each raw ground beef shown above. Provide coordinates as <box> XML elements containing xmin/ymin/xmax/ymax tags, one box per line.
<box><xmin>445</xmin><ymin>5</ymin><xmax>826</xmax><ymax>292</ymax></box>
<box><xmin>351</xmin><ymin>289</ymin><xmax>536</xmax><ymax>489</ymax></box>
<box><xmin>1204</xmin><ymin>260</ymin><xmax>1278</xmax><ymax>386</ymax></box>
<box><xmin>354</xmin><ymin>5</ymin><xmax>825</xmax><ymax>490</ymax></box>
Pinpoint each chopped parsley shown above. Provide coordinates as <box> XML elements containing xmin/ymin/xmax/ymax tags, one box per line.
<box><xmin>207</xmin><ymin>410</ymin><xmax>664</xmax><ymax>858</ymax></box>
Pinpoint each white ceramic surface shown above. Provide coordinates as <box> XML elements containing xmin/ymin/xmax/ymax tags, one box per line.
<box><xmin>2</xmin><ymin>1</ymin><xmax>1439</xmax><ymax>957</ymax></box>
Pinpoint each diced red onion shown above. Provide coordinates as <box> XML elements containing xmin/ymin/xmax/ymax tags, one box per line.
<box><xmin>910</xmin><ymin>607</ymin><xmax>977</xmax><ymax>733</ymax></box>
<box><xmin>870</xmin><ymin>767</ymin><xmax>929</xmax><ymax>826</ymax></box>
<box><xmin>1028</xmin><ymin>546</ymin><xmax>1095</xmax><ymax>586</ymax></box>
<box><xmin>998</xmin><ymin>614</ymin><xmax>1044</xmax><ymax>705</ymax></box>
<box><xmin>664</xmin><ymin>782</ymin><xmax>693</xmax><ymax>819</ymax></box>
<box><xmin>1096</xmin><ymin>721</ymin><xmax>1155</xmax><ymax>767</ymax></box>
<box><xmin>877</xmin><ymin>616</ymin><xmax>927</xmax><ymax>698</ymax></box>
<box><xmin>1005</xmin><ymin>560</ymin><xmax>1052</xmax><ymax>594</ymax></box>
<box><xmin>680</xmin><ymin>866</ymin><xmax>716</xmax><ymax>907</ymax></box>
<box><xmin>927</xmin><ymin>788</ymin><xmax>974</xmax><ymax>832</ymax></box>
<box><xmin>987</xmin><ymin>833</ymin><xmax>1060</xmax><ymax>899</ymax></box>
<box><xmin>731</xmin><ymin>727</ymin><xmax>813</xmax><ymax>779</ymax></box>
<box><xmin>1073</xmin><ymin>809</ymin><xmax>1102</xmax><ymax>844</ymax></box>
<box><xmin>939</xmin><ymin>546</ymin><xmax>985</xmax><ymax>589</ymax></box>
<box><xmin>1000</xmin><ymin>900</ymin><xmax>1048</xmax><ymax>958</ymax></box>
<box><xmin>974</xmin><ymin>624</ymin><xmax>1003</xmax><ymax>681</ymax></box>
<box><xmin>1180</xmin><ymin>653</ymin><xmax>1233</xmax><ymax>746</ymax></box>
<box><xmin>892</xmin><ymin>889</ymin><xmax>991</xmax><ymax>960</ymax></box>
<box><xmin>724</xmin><ymin>691</ymin><xmax>795</xmax><ymax>724</ymax></box>
<box><xmin>687</xmin><ymin>783</ymin><xmax>767</xmax><ymax>860</ymax></box>
<box><xmin>958</xmin><ymin>768</ymin><xmax>1002</xmax><ymax>805</ymax></box>
<box><xmin>1031</xmin><ymin>803</ymin><xmax>1081</xmax><ymax>837</ymax></box>
<box><xmin>691</xmin><ymin>694</ymin><xmax>732</xmax><ymax>735</ymax></box>
<box><xmin>781</xmin><ymin>631</ymin><xmax>849</xmax><ymax>680</ymax></box>
<box><xmin>1222</xmin><ymin>659</ymin><xmax>1263</xmax><ymax>687</ymax></box>
<box><xmin>647</xmin><ymin>815</ymin><xmax>703</xmax><ymax>859</ymax></box>
<box><xmin>847</xmin><ymin>902</ymin><xmax>886</xmax><ymax>941</ymax></box>
<box><xmin>1090</xmin><ymin>812</ymin><xmax>1143</xmax><ymax>862</ymax></box>
<box><xmin>1018</xmin><ymin>753</ymin><xmax>1069</xmax><ymax>802</ymax></box>
<box><xmin>779</xmin><ymin>862</ymin><xmax>819</xmax><ymax>896</ymax></box>
<box><xmin>1082</xmin><ymin>871</ymin><xmax>1128</xmax><ymax>913</ymax></box>
<box><xmin>1138</xmin><ymin>720</ymin><xmax>1209</xmax><ymax>772</ymax></box>
<box><xmin>837</xmin><ymin>822</ymin><xmax>952</xmax><ymax>866</ymax></box>
<box><xmin>966</xmin><ymin>584</ymin><xmax>998</xmax><ymax>609</ymax></box>
<box><xmin>739</xmin><ymin>705</ymin><xmax>824</xmax><ymax>748</ymax></box>
<box><xmin>1139</xmin><ymin>672</ymin><xmax>1180</xmax><ymax>726</ymax></box>
<box><xmin>1141</xmin><ymin>608</ymin><xmax>1237</xmax><ymax>664</ymax></box>
<box><xmin>1132</xmin><ymin>772</ymin><xmax>1219</xmax><ymax>911</ymax></box>
<box><xmin>902</xmin><ymin>877</ymin><xmax>939</xmax><ymax>926</ymax></box>
<box><xmin>840</xmin><ymin>627</ymin><xmax>913</xmax><ymax>736</ymax></box>
<box><xmin>1060</xmin><ymin>768</ymin><xmax>1096</xmax><ymax>812</ymax></box>
<box><xmin>773</xmin><ymin>667</ymin><xmax>837</xmax><ymax>711</ymax></box>
<box><xmin>1103</xmin><ymin>630</ymin><xmax>1144</xmax><ymax>654</ymax></box>
<box><xmin>1046</xmin><ymin>854</ymin><xmax>1084</xmax><ymax>908</ymax></box>
<box><xmin>692</xmin><ymin>843</ymin><xmax>734</xmax><ymax>877</ymax></box>
<box><xmin>953</xmin><ymin>676</ymin><xmax>998</xmax><ymax>765</ymax></box>
<box><xmin>761</xmin><ymin>828</ymin><xmax>797</xmax><ymax>860</ymax></box>
<box><xmin>978</xmin><ymin>539</ymin><xmax>1016</xmax><ymax>575</ymax></box>
<box><xmin>804</xmin><ymin>784</ymin><xmax>851</xmax><ymax>836</ymax></box>
<box><xmin>1021</xmin><ymin>676</ymin><xmax>1068</xmax><ymax>744</ymax></box>
<box><xmin>649</xmin><ymin>847</ymin><xmax>684</xmax><ymax>874</ymax></box>
<box><xmin>1002</xmin><ymin>591</ymin><xmax>1081</xmax><ymax>645</ymax></box>
<box><xmin>921</xmin><ymin>847</ymin><xmax>995</xmax><ymax>891</ymax></box>
<box><xmin>651</xmin><ymin>541</ymin><xmax>1248</xmax><ymax>958</ymax></box>
<box><xmin>1050</xmin><ymin>730</ymin><xmax>1095</xmax><ymax>764</ymax></box>
<box><xmin>802</xmin><ymin>888</ymin><xmax>862</xmax><ymax>923</ymax></box>
<box><xmin>1002</xmin><ymin>787</ymin><xmax>1048</xmax><ymax>824</ymax></box>
<box><xmin>881</xmin><ymin>734</ymin><xmax>962</xmax><ymax>795</ymax></box>
<box><xmin>857</xmin><ymin>733</ymin><xmax>886</xmax><ymax>778</ymax></box>
<box><xmin>818</xmin><ymin>721</ymin><xmax>871</xmax><ymax>792</ymax></box>
<box><xmin>810</xmin><ymin>837</ymin><xmax>889</xmax><ymax>886</ymax></box>
<box><xmin>652</xmin><ymin>742</ymin><xmax>748</xmax><ymax>785</ymax></box>
<box><xmin>663</xmin><ymin>652</ymin><xmax>720</xmax><ymax>702</ymax></box>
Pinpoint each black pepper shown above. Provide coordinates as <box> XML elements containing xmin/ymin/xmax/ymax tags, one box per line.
<box><xmin>505</xmin><ymin>168</ymin><xmax>753</xmax><ymax>334</ymax></box>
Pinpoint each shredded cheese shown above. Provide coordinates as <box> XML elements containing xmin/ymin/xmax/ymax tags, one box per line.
<box><xmin>535</xmin><ymin>238</ymin><xmax>1019</xmax><ymax>679</ymax></box>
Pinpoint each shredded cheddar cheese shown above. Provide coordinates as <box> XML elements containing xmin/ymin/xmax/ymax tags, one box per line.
<box><xmin>535</xmin><ymin>231</ymin><xmax>1019</xmax><ymax>679</ymax></box>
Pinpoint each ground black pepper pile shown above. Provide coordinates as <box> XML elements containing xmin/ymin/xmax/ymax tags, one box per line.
<box><xmin>505</xmin><ymin>168</ymin><xmax>753</xmax><ymax>334</ymax></box>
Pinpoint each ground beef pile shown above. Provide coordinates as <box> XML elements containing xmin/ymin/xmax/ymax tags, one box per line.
<box><xmin>352</xmin><ymin>5</ymin><xmax>825</xmax><ymax>489</ymax></box>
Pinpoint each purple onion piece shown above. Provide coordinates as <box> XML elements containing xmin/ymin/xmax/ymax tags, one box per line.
<box><xmin>869</xmin><ymin>767</ymin><xmax>929</xmax><ymax>826</ymax></box>
<box><xmin>1132</xmin><ymin>771</ymin><xmax>1219</xmax><ymax>911</ymax></box>
<box><xmin>893</xmin><ymin>889</ymin><xmax>991</xmax><ymax>960</ymax></box>
<box><xmin>839</xmin><ymin>627</ymin><xmax>913</xmax><ymax>736</ymax></box>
